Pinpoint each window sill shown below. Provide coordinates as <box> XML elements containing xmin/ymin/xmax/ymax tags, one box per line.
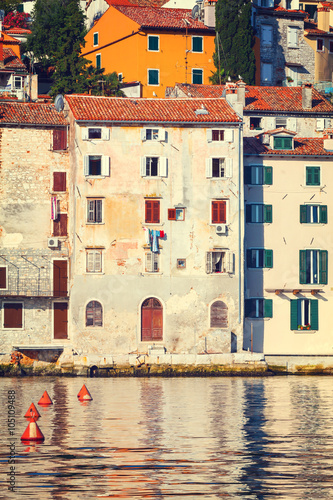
<box><xmin>84</xmin><ymin>175</ymin><xmax>108</xmax><ymax>179</ymax></box>
<box><xmin>86</xmin><ymin>222</ymin><xmax>105</xmax><ymax>226</ymax></box>
<box><xmin>142</xmin><ymin>272</ymin><xmax>163</xmax><ymax>276</ymax></box>
<box><xmin>84</xmin><ymin>272</ymin><xmax>105</xmax><ymax>275</ymax></box>
<box><xmin>302</xmin><ymin>185</ymin><xmax>322</xmax><ymax>188</ymax></box>
<box><xmin>206</xmin><ymin>272</ymin><xmax>232</xmax><ymax>276</ymax></box>
<box><xmin>245</xmin><ymin>317</ymin><xmax>271</xmax><ymax>321</ymax></box>
<box><xmin>141</xmin><ymin>176</ymin><xmax>167</xmax><ymax>179</ymax></box>
<box><xmin>141</xmin><ymin>222</ymin><xmax>165</xmax><ymax>227</ymax></box>
<box><xmin>50</xmin><ymin>191</ymin><xmax>67</xmax><ymax>194</ymax></box>
<box><xmin>293</xmin><ymin>330</ymin><xmax>316</xmax><ymax>333</ymax></box>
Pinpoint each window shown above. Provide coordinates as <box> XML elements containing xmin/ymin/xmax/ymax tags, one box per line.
<box><xmin>148</xmin><ymin>69</ymin><xmax>159</xmax><ymax>85</ymax></box>
<box><xmin>299</xmin><ymin>249</ymin><xmax>327</xmax><ymax>284</ymax></box>
<box><xmin>192</xmin><ymin>36</ymin><xmax>203</xmax><ymax>52</ymax></box>
<box><xmin>145</xmin><ymin>200</ymin><xmax>160</xmax><ymax>223</ymax></box>
<box><xmin>3</xmin><ymin>303</ymin><xmax>23</xmax><ymax>329</ymax></box>
<box><xmin>177</xmin><ymin>259</ymin><xmax>186</xmax><ymax>269</ymax></box>
<box><xmin>145</xmin><ymin>252</ymin><xmax>159</xmax><ymax>272</ymax></box>
<box><xmin>273</xmin><ymin>136</ymin><xmax>292</xmax><ymax>149</ymax></box>
<box><xmin>140</xmin><ymin>156</ymin><xmax>168</xmax><ymax>177</ymax></box>
<box><xmin>210</xmin><ymin>300</ymin><xmax>228</xmax><ymax>328</ymax></box>
<box><xmin>206</xmin><ymin>250</ymin><xmax>233</xmax><ymax>274</ymax></box>
<box><xmin>290</xmin><ymin>299</ymin><xmax>318</xmax><ymax>331</ymax></box>
<box><xmin>141</xmin><ymin>128</ymin><xmax>166</xmax><ymax>141</ymax></box>
<box><xmin>250</xmin><ymin>117</ymin><xmax>262</xmax><ymax>130</ymax></box>
<box><xmin>82</xmin><ymin>128</ymin><xmax>110</xmax><ymax>140</ymax></box>
<box><xmin>118</xmin><ymin>73</ymin><xmax>123</xmax><ymax>83</ymax></box>
<box><xmin>300</xmin><ymin>205</ymin><xmax>327</xmax><ymax>224</ymax></box>
<box><xmin>212</xmin><ymin>201</ymin><xmax>227</xmax><ymax>224</ymax></box>
<box><xmin>86</xmin><ymin>250</ymin><xmax>102</xmax><ymax>273</ymax></box>
<box><xmin>53</xmin><ymin>172</ymin><xmax>66</xmax><ymax>192</ymax></box>
<box><xmin>93</xmin><ymin>32</ymin><xmax>98</xmax><ymax>46</ymax></box>
<box><xmin>86</xmin><ymin>301</ymin><xmax>103</xmax><ymax>327</ymax></box>
<box><xmin>288</xmin><ymin>26</ymin><xmax>298</xmax><ymax>48</ymax></box>
<box><xmin>245</xmin><ymin>166</ymin><xmax>272</xmax><ymax>185</ymax></box>
<box><xmin>306</xmin><ymin>166</ymin><xmax>320</xmax><ymax>186</ymax></box>
<box><xmin>317</xmin><ymin>39</ymin><xmax>324</xmax><ymax>52</ymax></box>
<box><xmin>247</xmin><ymin>249</ymin><xmax>273</xmax><ymax>268</ymax></box>
<box><xmin>0</xmin><ymin>267</ymin><xmax>7</xmax><ymax>289</ymax></box>
<box><xmin>212</xmin><ymin>130</ymin><xmax>224</xmax><ymax>141</ymax></box>
<box><xmin>17</xmin><ymin>4</ymin><xmax>23</xmax><ymax>12</ymax></box>
<box><xmin>87</xmin><ymin>199</ymin><xmax>103</xmax><ymax>223</ymax></box>
<box><xmin>148</xmin><ymin>35</ymin><xmax>159</xmax><ymax>51</ymax></box>
<box><xmin>276</xmin><ymin>117</ymin><xmax>287</xmax><ymax>128</ymax></box>
<box><xmin>261</xmin><ymin>25</ymin><xmax>273</xmax><ymax>46</ymax></box>
<box><xmin>96</xmin><ymin>54</ymin><xmax>101</xmax><ymax>69</ymax></box>
<box><xmin>53</xmin><ymin>213</ymin><xmax>67</xmax><ymax>237</ymax></box>
<box><xmin>192</xmin><ymin>69</ymin><xmax>203</xmax><ymax>84</ymax></box>
<box><xmin>245</xmin><ymin>299</ymin><xmax>273</xmax><ymax>318</ymax></box>
<box><xmin>13</xmin><ymin>76</ymin><xmax>22</xmax><ymax>89</ymax></box>
<box><xmin>206</xmin><ymin>158</ymin><xmax>233</xmax><ymax>179</ymax></box>
<box><xmin>53</xmin><ymin>129</ymin><xmax>67</xmax><ymax>151</ymax></box>
<box><xmin>261</xmin><ymin>63</ymin><xmax>272</xmax><ymax>83</ymax></box>
<box><xmin>168</xmin><ymin>208</ymin><xmax>185</xmax><ymax>221</ymax></box>
<box><xmin>207</xmin><ymin>129</ymin><xmax>233</xmax><ymax>142</ymax></box>
<box><xmin>260</xmin><ymin>0</ymin><xmax>274</xmax><ymax>6</ymax></box>
<box><xmin>330</xmin><ymin>41</ymin><xmax>333</xmax><ymax>53</ymax></box>
<box><xmin>246</xmin><ymin>204</ymin><xmax>272</xmax><ymax>223</ymax></box>
<box><xmin>84</xmin><ymin>155</ymin><xmax>110</xmax><ymax>176</ymax></box>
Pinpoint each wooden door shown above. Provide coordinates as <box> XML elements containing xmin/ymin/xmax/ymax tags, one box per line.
<box><xmin>141</xmin><ymin>298</ymin><xmax>163</xmax><ymax>341</ymax></box>
<box><xmin>54</xmin><ymin>302</ymin><xmax>68</xmax><ymax>339</ymax></box>
<box><xmin>53</xmin><ymin>260</ymin><xmax>67</xmax><ymax>297</ymax></box>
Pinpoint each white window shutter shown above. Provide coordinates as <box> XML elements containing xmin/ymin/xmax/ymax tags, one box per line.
<box><xmin>153</xmin><ymin>253</ymin><xmax>159</xmax><ymax>272</ymax></box>
<box><xmin>206</xmin><ymin>252</ymin><xmax>213</xmax><ymax>274</ymax></box>
<box><xmin>226</xmin><ymin>251</ymin><xmax>234</xmax><ymax>273</ymax></box>
<box><xmin>225</xmin><ymin>129</ymin><xmax>234</xmax><ymax>142</ymax></box>
<box><xmin>145</xmin><ymin>252</ymin><xmax>153</xmax><ymax>272</ymax></box>
<box><xmin>82</xmin><ymin>128</ymin><xmax>89</xmax><ymax>140</ymax></box>
<box><xmin>87</xmin><ymin>251</ymin><xmax>94</xmax><ymax>272</ymax></box>
<box><xmin>288</xmin><ymin>117</ymin><xmax>297</xmax><ymax>132</ymax></box>
<box><xmin>266</xmin><ymin>117</ymin><xmax>276</xmax><ymax>130</ymax></box>
<box><xmin>84</xmin><ymin>156</ymin><xmax>89</xmax><ymax>176</ymax></box>
<box><xmin>159</xmin><ymin>157</ymin><xmax>168</xmax><ymax>177</ymax></box>
<box><xmin>101</xmin><ymin>128</ymin><xmax>110</xmax><ymax>140</ymax></box>
<box><xmin>140</xmin><ymin>157</ymin><xmax>146</xmax><ymax>177</ymax></box>
<box><xmin>141</xmin><ymin>129</ymin><xmax>147</xmax><ymax>141</ymax></box>
<box><xmin>95</xmin><ymin>251</ymin><xmax>102</xmax><ymax>272</ymax></box>
<box><xmin>101</xmin><ymin>156</ymin><xmax>110</xmax><ymax>176</ymax></box>
<box><xmin>317</xmin><ymin>118</ymin><xmax>325</xmax><ymax>131</ymax></box>
<box><xmin>206</xmin><ymin>158</ymin><xmax>212</xmax><ymax>178</ymax></box>
<box><xmin>226</xmin><ymin>158</ymin><xmax>233</xmax><ymax>178</ymax></box>
<box><xmin>206</xmin><ymin>130</ymin><xmax>213</xmax><ymax>142</ymax></box>
<box><xmin>325</xmin><ymin>118</ymin><xmax>331</xmax><ymax>128</ymax></box>
<box><xmin>160</xmin><ymin>129</ymin><xmax>167</xmax><ymax>142</ymax></box>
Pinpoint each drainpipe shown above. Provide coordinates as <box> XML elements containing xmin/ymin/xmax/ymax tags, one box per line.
<box><xmin>238</xmin><ymin>121</ymin><xmax>243</xmax><ymax>325</ymax></box>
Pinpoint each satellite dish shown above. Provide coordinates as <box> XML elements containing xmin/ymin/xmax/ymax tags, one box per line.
<box><xmin>54</xmin><ymin>94</ymin><xmax>64</xmax><ymax>112</ymax></box>
<box><xmin>191</xmin><ymin>4</ymin><xmax>199</xmax><ymax>19</ymax></box>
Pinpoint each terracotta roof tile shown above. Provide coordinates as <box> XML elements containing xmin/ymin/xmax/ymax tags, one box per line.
<box><xmin>0</xmin><ymin>102</ymin><xmax>68</xmax><ymax>125</ymax></box>
<box><xmin>1</xmin><ymin>47</ymin><xmax>26</xmax><ymax>70</ymax></box>
<box><xmin>66</xmin><ymin>95</ymin><xmax>241</xmax><ymax>123</ymax></box>
<box><xmin>170</xmin><ymin>83</ymin><xmax>333</xmax><ymax>113</ymax></box>
<box><xmin>113</xmin><ymin>5</ymin><xmax>213</xmax><ymax>30</ymax></box>
<box><xmin>244</xmin><ymin>136</ymin><xmax>333</xmax><ymax>156</ymax></box>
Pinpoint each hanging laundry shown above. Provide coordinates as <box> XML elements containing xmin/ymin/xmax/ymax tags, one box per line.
<box><xmin>143</xmin><ymin>227</ymin><xmax>150</xmax><ymax>245</ymax></box>
<box><xmin>152</xmin><ymin>230</ymin><xmax>158</xmax><ymax>253</ymax></box>
<box><xmin>160</xmin><ymin>230</ymin><xmax>165</xmax><ymax>238</ymax></box>
<box><xmin>51</xmin><ymin>196</ymin><xmax>57</xmax><ymax>220</ymax></box>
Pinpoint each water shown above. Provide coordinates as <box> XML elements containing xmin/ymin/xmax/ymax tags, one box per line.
<box><xmin>1</xmin><ymin>376</ymin><xmax>333</xmax><ymax>499</ymax></box>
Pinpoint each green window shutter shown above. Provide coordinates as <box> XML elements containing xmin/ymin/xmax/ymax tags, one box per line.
<box><xmin>299</xmin><ymin>250</ymin><xmax>307</xmax><ymax>284</ymax></box>
<box><xmin>306</xmin><ymin>167</ymin><xmax>313</xmax><ymax>185</ymax></box>
<box><xmin>264</xmin><ymin>249</ymin><xmax>273</xmax><ymax>268</ymax></box>
<box><xmin>313</xmin><ymin>167</ymin><xmax>320</xmax><ymax>185</ymax></box>
<box><xmin>264</xmin><ymin>166</ymin><xmax>273</xmax><ymax>185</ymax></box>
<box><xmin>264</xmin><ymin>299</ymin><xmax>273</xmax><ymax>318</ymax></box>
<box><xmin>310</xmin><ymin>299</ymin><xmax>319</xmax><ymax>330</ymax></box>
<box><xmin>264</xmin><ymin>204</ymin><xmax>272</xmax><ymax>223</ymax></box>
<box><xmin>283</xmin><ymin>137</ymin><xmax>292</xmax><ymax>149</ymax></box>
<box><xmin>244</xmin><ymin>167</ymin><xmax>251</xmax><ymax>184</ymax></box>
<box><xmin>300</xmin><ymin>205</ymin><xmax>307</xmax><ymax>223</ymax></box>
<box><xmin>319</xmin><ymin>205</ymin><xmax>327</xmax><ymax>223</ymax></box>
<box><xmin>290</xmin><ymin>300</ymin><xmax>298</xmax><ymax>330</ymax></box>
<box><xmin>319</xmin><ymin>250</ymin><xmax>328</xmax><ymax>284</ymax></box>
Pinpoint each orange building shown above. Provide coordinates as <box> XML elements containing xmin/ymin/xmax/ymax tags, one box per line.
<box><xmin>82</xmin><ymin>0</ymin><xmax>216</xmax><ymax>97</ymax></box>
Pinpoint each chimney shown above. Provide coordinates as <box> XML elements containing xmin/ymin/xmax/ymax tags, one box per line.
<box><xmin>317</xmin><ymin>3</ymin><xmax>330</xmax><ymax>32</ymax></box>
<box><xmin>237</xmin><ymin>78</ymin><xmax>246</xmax><ymax>107</ymax></box>
<box><xmin>0</xmin><ymin>34</ymin><xmax>4</xmax><ymax>69</ymax></box>
<box><xmin>204</xmin><ymin>0</ymin><xmax>216</xmax><ymax>28</ymax></box>
<box><xmin>302</xmin><ymin>82</ymin><xmax>312</xmax><ymax>110</ymax></box>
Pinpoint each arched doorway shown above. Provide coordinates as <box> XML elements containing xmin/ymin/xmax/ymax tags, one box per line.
<box><xmin>210</xmin><ymin>300</ymin><xmax>228</xmax><ymax>328</ymax></box>
<box><xmin>141</xmin><ymin>297</ymin><xmax>163</xmax><ymax>341</ymax></box>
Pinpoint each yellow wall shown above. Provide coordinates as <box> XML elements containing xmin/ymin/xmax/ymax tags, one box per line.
<box><xmin>83</xmin><ymin>6</ymin><xmax>216</xmax><ymax>97</ymax></box>
<box><xmin>305</xmin><ymin>35</ymin><xmax>333</xmax><ymax>82</ymax></box>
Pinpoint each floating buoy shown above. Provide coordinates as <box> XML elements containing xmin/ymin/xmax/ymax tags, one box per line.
<box><xmin>77</xmin><ymin>384</ymin><xmax>93</xmax><ymax>401</ymax></box>
<box><xmin>21</xmin><ymin>420</ymin><xmax>44</xmax><ymax>443</ymax></box>
<box><xmin>38</xmin><ymin>391</ymin><xmax>53</xmax><ymax>406</ymax></box>
<box><xmin>24</xmin><ymin>403</ymin><xmax>41</xmax><ymax>421</ymax></box>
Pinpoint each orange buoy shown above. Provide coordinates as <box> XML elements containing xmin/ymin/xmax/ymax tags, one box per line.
<box><xmin>24</xmin><ymin>403</ymin><xmax>41</xmax><ymax>421</ymax></box>
<box><xmin>77</xmin><ymin>384</ymin><xmax>93</xmax><ymax>401</ymax></box>
<box><xmin>21</xmin><ymin>420</ymin><xmax>44</xmax><ymax>443</ymax></box>
<box><xmin>38</xmin><ymin>391</ymin><xmax>53</xmax><ymax>406</ymax></box>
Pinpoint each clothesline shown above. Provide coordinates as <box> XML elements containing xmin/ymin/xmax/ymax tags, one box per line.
<box><xmin>143</xmin><ymin>227</ymin><xmax>165</xmax><ymax>253</ymax></box>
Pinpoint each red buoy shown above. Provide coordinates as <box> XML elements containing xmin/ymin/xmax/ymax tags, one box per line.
<box><xmin>77</xmin><ymin>384</ymin><xmax>93</xmax><ymax>401</ymax></box>
<box><xmin>38</xmin><ymin>391</ymin><xmax>53</xmax><ymax>406</ymax></box>
<box><xmin>24</xmin><ymin>403</ymin><xmax>41</xmax><ymax>421</ymax></box>
<box><xmin>21</xmin><ymin>421</ymin><xmax>44</xmax><ymax>443</ymax></box>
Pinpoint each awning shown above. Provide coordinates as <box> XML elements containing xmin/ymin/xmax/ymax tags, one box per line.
<box><xmin>285</xmin><ymin>62</ymin><xmax>303</xmax><ymax>67</ymax></box>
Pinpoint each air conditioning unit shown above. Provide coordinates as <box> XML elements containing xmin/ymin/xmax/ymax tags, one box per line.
<box><xmin>216</xmin><ymin>224</ymin><xmax>226</xmax><ymax>235</ymax></box>
<box><xmin>48</xmin><ymin>237</ymin><xmax>59</xmax><ymax>248</ymax></box>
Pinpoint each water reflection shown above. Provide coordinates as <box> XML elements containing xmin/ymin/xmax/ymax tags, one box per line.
<box><xmin>1</xmin><ymin>377</ymin><xmax>333</xmax><ymax>498</ymax></box>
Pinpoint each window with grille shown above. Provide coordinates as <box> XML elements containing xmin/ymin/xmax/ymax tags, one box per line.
<box><xmin>86</xmin><ymin>301</ymin><xmax>103</xmax><ymax>327</ymax></box>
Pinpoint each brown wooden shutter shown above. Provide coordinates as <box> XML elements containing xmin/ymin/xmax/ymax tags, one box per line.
<box><xmin>212</xmin><ymin>201</ymin><xmax>226</xmax><ymax>223</ymax></box>
<box><xmin>212</xmin><ymin>201</ymin><xmax>219</xmax><ymax>223</ymax></box>
<box><xmin>53</xmin><ymin>260</ymin><xmax>68</xmax><ymax>297</ymax></box>
<box><xmin>53</xmin><ymin>129</ymin><xmax>67</xmax><ymax>151</ymax></box>
<box><xmin>4</xmin><ymin>303</ymin><xmax>22</xmax><ymax>328</ymax></box>
<box><xmin>53</xmin><ymin>214</ymin><xmax>67</xmax><ymax>237</ymax></box>
<box><xmin>152</xmin><ymin>201</ymin><xmax>160</xmax><ymax>223</ymax></box>
<box><xmin>53</xmin><ymin>172</ymin><xmax>66</xmax><ymax>192</ymax></box>
<box><xmin>0</xmin><ymin>267</ymin><xmax>6</xmax><ymax>289</ymax></box>
<box><xmin>168</xmin><ymin>208</ymin><xmax>176</xmax><ymax>220</ymax></box>
<box><xmin>219</xmin><ymin>201</ymin><xmax>226</xmax><ymax>223</ymax></box>
<box><xmin>145</xmin><ymin>200</ymin><xmax>152</xmax><ymax>223</ymax></box>
<box><xmin>54</xmin><ymin>302</ymin><xmax>68</xmax><ymax>339</ymax></box>
<box><xmin>145</xmin><ymin>200</ymin><xmax>160</xmax><ymax>223</ymax></box>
